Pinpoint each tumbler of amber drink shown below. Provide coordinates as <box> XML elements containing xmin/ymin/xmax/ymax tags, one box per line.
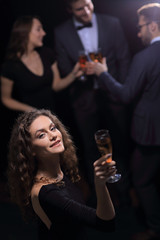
<box><xmin>94</xmin><ymin>129</ymin><xmax>121</xmax><ymax>183</ymax></box>
<box><xmin>89</xmin><ymin>48</ymin><xmax>103</xmax><ymax>63</ymax></box>
<box><xmin>78</xmin><ymin>50</ymin><xmax>87</xmax><ymax>81</ymax></box>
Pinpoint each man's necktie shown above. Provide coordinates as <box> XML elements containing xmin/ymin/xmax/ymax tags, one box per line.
<box><xmin>76</xmin><ymin>22</ymin><xmax>92</xmax><ymax>31</ymax></box>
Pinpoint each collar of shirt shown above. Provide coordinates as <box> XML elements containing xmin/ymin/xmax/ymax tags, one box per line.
<box><xmin>150</xmin><ymin>36</ymin><xmax>160</xmax><ymax>44</ymax></box>
<box><xmin>73</xmin><ymin>13</ymin><xmax>98</xmax><ymax>53</ymax></box>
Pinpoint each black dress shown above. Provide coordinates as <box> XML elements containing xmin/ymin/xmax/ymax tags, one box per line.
<box><xmin>38</xmin><ymin>175</ymin><xmax>115</xmax><ymax>240</ymax></box>
<box><xmin>1</xmin><ymin>46</ymin><xmax>56</xmax><ymax>111</ymax></box>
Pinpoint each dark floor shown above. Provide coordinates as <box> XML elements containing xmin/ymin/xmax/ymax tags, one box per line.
<box><xmin>0</xmin><ymin>180</ymin><xmax>146</xmax><ymax>240</ymax></box>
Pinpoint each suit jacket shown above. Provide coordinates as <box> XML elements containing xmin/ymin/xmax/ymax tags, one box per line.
<box><xmin>98</xmin><ymin>41</ymin><xmax>160</xmax><ymax>145</ymax></box>
<box><xmin>54</xmin><ymin>13</ymin><xmax>130</xmax><ymax>104</ymax></box>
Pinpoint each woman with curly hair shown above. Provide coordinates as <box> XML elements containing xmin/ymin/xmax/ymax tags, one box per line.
<box><xmin>7</xmin><ymin>108</ymin><xmax>116</xmax><ymax>240</ymax></box>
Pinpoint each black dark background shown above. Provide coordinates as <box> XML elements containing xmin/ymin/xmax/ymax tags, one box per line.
<box><xmin>0</xmin><ymin>1</ymin><xmax>160</xmax><ymax>239</ymax></box>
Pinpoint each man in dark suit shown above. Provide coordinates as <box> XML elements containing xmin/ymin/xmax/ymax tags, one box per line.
<box><xmin>54</xmin><ymin>0</ymin><xmax>131</xmax><ymax>204</ymax></box>
<box><xmin>92</xmin><ymin>3</ymin><xmax>160</xmax><ymax>239</ymax></box>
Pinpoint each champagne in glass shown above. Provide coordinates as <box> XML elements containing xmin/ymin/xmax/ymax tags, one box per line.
<box><xmin>78</xmin><ymin>50</ymin><xmax>87</xmax><ymax>81</ymax></box>
<box><xmin>94</xmin><ymin>129</ymin><xmax>121</xmax><ymax>183</ymax></box>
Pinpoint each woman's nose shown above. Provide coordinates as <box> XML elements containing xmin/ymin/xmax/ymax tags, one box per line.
<box><xmin>43</xmin><ymin>30</ymin><xmax>46</xmax><ymax>36</ymax></box>
<box><xmin>49</xmin><ymin>131</ymin><xmax>57</xmax><ymax>141</ymax></box>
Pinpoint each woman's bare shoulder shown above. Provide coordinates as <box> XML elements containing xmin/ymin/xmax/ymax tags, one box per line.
<box><xmin>31</xmin><ymin>183</ymin><xmax>52</xmax><ymax>229</ymax></box>
<box><xmin>31</xmin><ymin>183</ymin><xmax>44</xmax><ymax>199</ymax></box>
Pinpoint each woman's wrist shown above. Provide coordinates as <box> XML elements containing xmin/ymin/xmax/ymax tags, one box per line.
<box><xmin>71</xmin><ymin>70</ymin><xmax>77</xmax><ymax>80</ymax></box>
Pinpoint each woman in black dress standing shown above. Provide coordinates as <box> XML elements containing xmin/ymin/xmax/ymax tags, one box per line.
<box><xmin>0</xmin><ymin>15</ymin><xmax>82</xmax><ymax>112</ymax></box>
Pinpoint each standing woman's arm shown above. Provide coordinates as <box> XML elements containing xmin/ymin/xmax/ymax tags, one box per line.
<box><xmin>1</xmin><ymin>77</ymin><xmax>34</xmax><ymax>112</ymax></box>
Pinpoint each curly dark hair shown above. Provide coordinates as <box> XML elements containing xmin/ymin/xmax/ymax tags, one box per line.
<box><xmin>7</xmin><ymin>108</ymin><xmax>80</xmax><ymax>220</ymax></box>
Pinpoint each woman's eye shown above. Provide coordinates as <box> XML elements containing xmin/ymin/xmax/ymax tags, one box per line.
<box><xmin>51</xmin><ymin>126</ymin><xmax>56</xmax><ymax>131</ymax></box>
<box><xmin>38</xmin><ymin>133</ymin><xmax>45</xmax><ymax>139</ymax></box>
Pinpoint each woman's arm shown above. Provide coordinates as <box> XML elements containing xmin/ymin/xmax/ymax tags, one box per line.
<box><xmin>1</xmin><ymin>77</ymin><xmax>34</xmax><ymax>112</ymax></box>
<box><xmin>94</xmin><ymin>154</ymin><xmax>116</xmax><ymax>220</ymax></box>
<box><xmin>51</xmin><ymin>62</ymin><xmax>82</xmax><ymax>91</ymax></box>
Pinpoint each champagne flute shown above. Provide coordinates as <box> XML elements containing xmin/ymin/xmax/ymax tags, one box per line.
<box><xmin>94</xmin><ymin>129</ymin><xmax>121</xmax><ymax>183</ymax></box>
<box><xmin>78</xmin><ymin>50</ymin><xmax>87</xmax><ymax>81</ymax></box>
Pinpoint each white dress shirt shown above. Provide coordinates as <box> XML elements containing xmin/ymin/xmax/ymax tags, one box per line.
<box><xmin>73</xmin><ymin>13</ymin><xmax>98</xmax><ymax>53</ymax></box>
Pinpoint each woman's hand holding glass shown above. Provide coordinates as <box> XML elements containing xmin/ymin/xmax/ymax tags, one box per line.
<box><xmin>93</xmin><ymin>154</ymin><xmax>117</xmax><ymax>185</ymax></box>
<box><xmin>72</xmin><ymin>62</ymin><xmax>84</xmax><ymax>79</ymax></box>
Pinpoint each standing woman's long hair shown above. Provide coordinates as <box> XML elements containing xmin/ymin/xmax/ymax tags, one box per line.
<box><xmin>7</xmin><ymin>109</ymin><xmax>80</xmax><ymax>220</ymax></box>
<box><xmin>5</xmin><ymin>15</ymin><xmax>40</xmax><ymax>60</ymax></box>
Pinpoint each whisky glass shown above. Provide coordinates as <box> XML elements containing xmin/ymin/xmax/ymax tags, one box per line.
<box><xmin>89</xmin><ymin>48</ymin><xmax>103</xmax><ymax>63</ymax></box>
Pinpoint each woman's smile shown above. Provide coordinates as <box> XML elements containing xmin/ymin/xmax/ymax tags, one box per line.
<box><xmin>50</xmin><ymin>139</ymin><xmax>62</xmax><ymax>148</ymax></box>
